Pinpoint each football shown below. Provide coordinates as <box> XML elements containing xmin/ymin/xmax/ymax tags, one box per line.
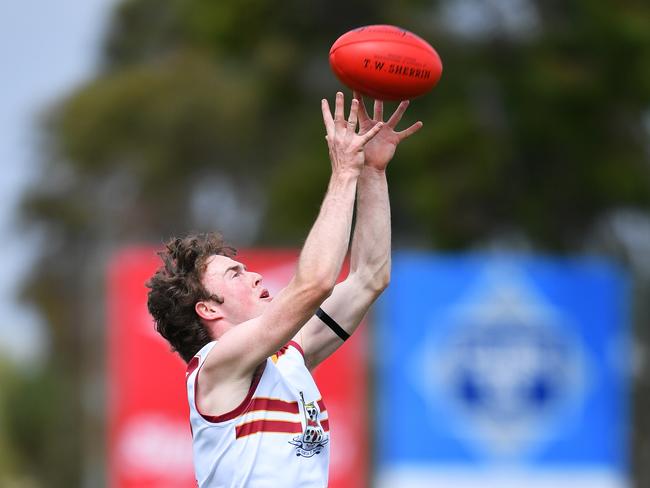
<box><xmin>329</xmin><ymin>25</ymin><xmax>442</xmax><ymax>101</ymax></box>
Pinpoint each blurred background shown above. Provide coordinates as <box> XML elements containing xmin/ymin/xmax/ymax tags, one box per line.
<box><xmin>1</xmin><ymin>0</ymin><xmax>649</xmax><ymax>487</ymax></box>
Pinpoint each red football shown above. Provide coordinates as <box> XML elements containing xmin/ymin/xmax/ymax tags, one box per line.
<box><xmin>329</xmin><ymin>25</ymin><xmax>442</xmax><ymax>101</ymax></box>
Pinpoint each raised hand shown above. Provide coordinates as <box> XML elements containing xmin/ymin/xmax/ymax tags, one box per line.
<box><xmin>321</xmin><ymin>92</ymin><xmax>384</xmax><ymax>176</ymax></box>
<box><xmin>353</xmin><ymin>91</ymin><xmax>423</xmax><ymax>171</ymax></box>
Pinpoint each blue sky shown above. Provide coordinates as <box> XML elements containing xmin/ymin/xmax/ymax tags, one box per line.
<box><xmin>0</xmin><ymin>0</ymin><xmax>116</xmax><ymax>362</ymax></box>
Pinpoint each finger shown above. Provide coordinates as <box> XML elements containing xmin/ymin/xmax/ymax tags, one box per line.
<box><xmin>346</xmin><ymin>99</ymin><xmax>359</xmax><ymax>136</ymax></box>
<box><xmin>386</xmin><ymin>100</ymin><xmax>410</xmax><ymax>129</ymax></box>
<box><xmin>321</xmin><ymin>99</ymin><xmax>335</xmax><ymax>138</ymax></box>
<box><xmin>373</xmin><ymin>99</ymin><xmax>383</xmax><ymax>121</ymax></box>
<box><xmin>397</xmin><ymin>121</ymin><xmax>423</xmax><ymax>141</ymax></box>
<box><xmin>334</xmin><ymin>92</ymin><xmax>345</xmax><ymax>129</ymax></box>
<box><xmin>359</xmin><ymin>121</ymin><xmax>384</xmax><ymax>145</ymax></box>
<box><xmin>353</xmin><ymin>90</ymin><xmax>370</xmax><ymax>123</ymax></box>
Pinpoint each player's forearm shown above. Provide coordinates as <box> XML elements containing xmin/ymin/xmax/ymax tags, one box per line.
<box><xmin>349</xmin><ymin>166</ymin><xmax>391</xmax><ymax>291</ymax></box>
<box><xmin>295</xmin><ymin>170</ymin><xmax>359</xmax><ymax>295</ymax></box>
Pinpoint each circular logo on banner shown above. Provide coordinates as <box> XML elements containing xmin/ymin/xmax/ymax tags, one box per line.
<box><xmin>412</xmin><ymin>264</ymin><xmax>589</xmax><ymax>459</ymax></box>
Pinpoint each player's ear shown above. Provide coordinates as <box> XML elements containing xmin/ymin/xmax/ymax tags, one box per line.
<box><xmin>195</xmin><ymin>300</ymin><xmax>223</xmax><ymax>321</ymax></box>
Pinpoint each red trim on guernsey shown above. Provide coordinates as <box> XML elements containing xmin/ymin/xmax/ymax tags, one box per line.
<box><xmin>186</xmin><ymin>356</ymin><xmax>199</xmax><ymax>379</ymax></box>
<box><xmin>194</xmin><ymin>361</ymin><xmax>266</xmax><ymax>423</ymax></box>
<box><xmin>274</xmin><ymin>344</ymin><xmax>289</xmax><ymax>359</ymax></box>
<box><xmin>248</xmin><ymin>397</ymin><xmax>299</xmax><ymax>414</ymax></box>
<box><xmin>273</xmin><ymin>341</ymin><xmax>303</xmax><ymax>360</ymax></box>
<box><xmin>236</xmin><ymin>419</ymin><xmax>303</xmax><ymax>439</ymax></box>
<box><xmin>321</xmin><ymin>419</ymin><xmax>330</xmax><ymax>432</ymax></box>
<box><xmin>288</xmin><ymin>340</ymin><xmax>304</xmax><ymax>358</ymax></box>
<box><xmin>317</xmin><ymin>398</ymin><xmax>327</xmax><ymax>413</ymax></box>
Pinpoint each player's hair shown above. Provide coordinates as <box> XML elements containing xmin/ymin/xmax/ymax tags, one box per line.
<box><xmin>146</xmin><ymin>232</ymin><xmax>236</xmax><ymax>363</ymax></box>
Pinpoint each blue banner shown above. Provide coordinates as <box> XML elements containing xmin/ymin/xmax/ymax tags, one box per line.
<box><xmin>375</xmin><ymin>253</ymin><xmax>630</xmax><ymax>488</ymax></box>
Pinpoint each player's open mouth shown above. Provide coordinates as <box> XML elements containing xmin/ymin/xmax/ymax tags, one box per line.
<box><xmin>260</xmin><ymin>289</ymin><xmax>270</xmax><ymax>299</ymax></box>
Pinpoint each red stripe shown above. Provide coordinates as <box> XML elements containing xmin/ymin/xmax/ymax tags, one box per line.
<box><xmin>321</xmin><ymin>419</ymin><xmax>330</xmax><ymax>432</ymax></box>
<box><xmin>186</xmin><ymin>356</ymin><xmax>199</xmax><ymax>379</ymax></box>
<box><xmin>274</xmin><ymin>344</ymin><xmax>289</xmax><ymax>359</ymax></box>
<box><xmin>317</xmin><ymin>398</ymin><xmax>327</xmax><ymax>413</ymax></box>
<box><xmin>236</xmin><ymin>420</ymin><xmax>302</xmax><ymax>438</ymax></box>
<box><xmin>288</xmin><ymin>340</ymin><xmax>304</xmax><ymax>358</ymax></box>
<box><xmin>197</xmin><ymin>362</ymin><xmax>266</xmax><ymax>423</ymax></box>
<box><xmin>248</xmin><ymin>398</ymin><xmax>299</xmax><ymax>414</ymax></box>
<box><xmin>274</xmin><ymin>342</ymin><xmax>304</xmax><ymax>360</ymax></box>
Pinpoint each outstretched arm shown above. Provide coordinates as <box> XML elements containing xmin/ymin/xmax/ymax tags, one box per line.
<box><xmin>348</xmin><ymin>95</ymin><xmax>423</xmax><ymax>288</ymax></box>
<box><xmin>200</xmin><ymin>93</ymin><xmax>383</xmax><ymax>381</ymax></box>
<box><xmin>295</xmin><ymin>94</ymin><xmax>422</xmax><ymax>369</ymax></box>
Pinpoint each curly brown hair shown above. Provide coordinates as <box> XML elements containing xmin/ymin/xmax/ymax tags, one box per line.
<box><xmin>146</xmin><ymin>233</ymin><xmax>236</xmax><ymax>362</ymax></box>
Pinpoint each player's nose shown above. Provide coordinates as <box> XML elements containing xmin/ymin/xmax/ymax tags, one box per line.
<box><xmin>251</xmin><ymin>272</ymin><xmax>263</xmax><ymax>287</ymax></box>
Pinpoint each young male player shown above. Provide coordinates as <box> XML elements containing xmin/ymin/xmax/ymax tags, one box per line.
<box><xmin>146</xmin><ymin>92</ymin><xmax>422</xmax><ymax>487</ymax></box>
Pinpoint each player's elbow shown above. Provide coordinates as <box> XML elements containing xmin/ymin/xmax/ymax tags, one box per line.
<box><xmin>294</xmin><ymin>275</ymin><xmax>335</xmax><ymax>306</ymax></box>
<box><xmin>368</xmin><ymin>260</ymin><xmax>391</xmax><ymax>294</ymax></box>
<box><xmin>369</xmin><ymin>272</ymin><xmax>390</xmax><ymax>295</ymax></box>
<box><xmin>310</xmin><ymin>280</ymin><xmax>336</xmax><ymax>303</ymax></box>
<box><xmin>351</xmin><ymin>269</ymin><xmax>390</xmax><ymax>296</ymax></box>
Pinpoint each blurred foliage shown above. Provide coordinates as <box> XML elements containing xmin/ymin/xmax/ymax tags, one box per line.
<box><xmin>1</xmin><ymin>362</ymin><xmax>75</xmax><ymax>487</ymax></box>
<box><xmin>8</xmin><ymin>0</ymin><xmax>650</xmax><ymax>486</ymax></box>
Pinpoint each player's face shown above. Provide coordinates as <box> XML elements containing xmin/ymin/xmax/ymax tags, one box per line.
<box><xmin>201</xmin><ymin>255</ymin><xmax>272</xmax><ymax>324</ymax></box>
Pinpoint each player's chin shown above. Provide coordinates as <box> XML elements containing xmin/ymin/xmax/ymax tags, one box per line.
<box><xmin>257</xmin><ymin>297</ymin><xmax>273</xmax><ymax>311</ymax></box>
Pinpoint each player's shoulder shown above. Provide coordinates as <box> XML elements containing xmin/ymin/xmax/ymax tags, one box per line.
<box><xmin>271</xmin><ymin>340</ymin><xmax>305</xmax><ymax>364</ymax></box>
<box><xmin>186</xmin><ymin>341</ymin><xmax>218</xmax><ymax>379</ymax></box>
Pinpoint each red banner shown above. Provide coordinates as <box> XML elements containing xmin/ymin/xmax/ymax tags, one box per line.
<box><xmin>107</xmin><ymin>247</ymin><xmax>368</xmax><ymax>488</ymax></box>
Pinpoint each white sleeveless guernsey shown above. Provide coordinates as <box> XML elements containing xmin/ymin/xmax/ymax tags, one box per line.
<box><xmin>186</xmin><ymin>341</ymin><xmax>330</xmax><ymax>487</ymax></box>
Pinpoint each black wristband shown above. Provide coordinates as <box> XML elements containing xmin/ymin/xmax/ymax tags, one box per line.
<box><xmin>316</xmin><ymin>307</ymin><xmax>350</xmax><ymax>341</ymax></box>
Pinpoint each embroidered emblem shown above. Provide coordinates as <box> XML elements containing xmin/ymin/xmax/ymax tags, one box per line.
<box><xmin>289</xmin><ymin>393</ymin><xmax>329</xmax><ymax>457</ymax></box>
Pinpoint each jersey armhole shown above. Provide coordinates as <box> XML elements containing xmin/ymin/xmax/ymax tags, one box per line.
<box><xmin>193</xmin><ymin>360</ymin><xmax>266</xmax><ymax>424</ymax></box>
<box><xmin>287</xmin><ymin>340</ymin><xmax>305</xmax><ymax>358</ymax></box>
<box><xmin>272</xmin><ymin>341</ymin><xmax>305</xmax><ymax>363</ymax></box>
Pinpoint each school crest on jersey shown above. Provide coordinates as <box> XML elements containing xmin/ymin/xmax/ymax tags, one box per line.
<box><xmin>289</xmin><ymin>399</ymin><xmax>329</xmax><ymax>457</ymax></box>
